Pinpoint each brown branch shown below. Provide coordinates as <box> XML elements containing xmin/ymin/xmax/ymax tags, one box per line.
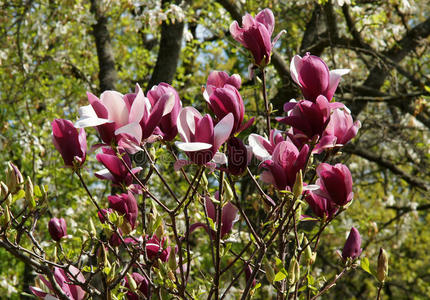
<box><xmin>343</xmin><ymin>144</ymin><xmax>429</xmax><ymax>192</ymax></box>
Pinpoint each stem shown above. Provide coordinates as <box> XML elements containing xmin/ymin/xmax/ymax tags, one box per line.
<box><xmin>213</xmin><ymin>169</ymin><xmax>225</xmax><ymax>300</ymax></box>
<box><xmin>310</xmin><ymin>268</ymin><xmax>348</xmax><ymax>300</ymax></box>
<box><xmin>261</xmin><ymin>67</ymin><xmax>271</xmax><ymax>135</ymax></box>
<box><xmin>377</xmin><ymin>282</ymin><xmax>384</xmax><ymax>300</ymax></box>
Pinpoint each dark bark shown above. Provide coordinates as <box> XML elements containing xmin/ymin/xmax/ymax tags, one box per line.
<box><xmin>147</xmin><ymin>0</ymin><xmax>184</xmax><ymax>90</ymax></box>
<box><xmin>90</xmin><ymin>0</ymin><xmax>118</xmax><ymax>92</ymax></box>
<box><xmin>343</xmin><ymin>144</ymin><xmax>429</xmax><ymax>192</ymax></box>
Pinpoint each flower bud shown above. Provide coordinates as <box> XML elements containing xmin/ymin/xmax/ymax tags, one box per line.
<box><xmin>342</xmin><ymin>227</ymin><xmax>362</xmax><ymax>261</ymax></box>
<box><xmin>0</xmin><ymin>205</ymin><xmax>10</xmax><ymax>227</ymax></box>
<box><xmin>48</xmin><ymin>217</ymin><xmax>67</xmax><ymax>242</ymax></box>
<box><xmin>126</xmin><ymin>273</ymin><xmax>138</xmax><ymax>293</ymax></box>
<box><xmin>303</xmin><ymin>237</ymin><xmax>313</xmax><ymax>265</ymax></box>
<box><xmin>288</xmin><ymin>257</ymin><xmax>300</xmax><ymax>285</ymax></box>
<box><xmin>168</xmin><ymin>246</ymin><xmax>177</xmax><ymax>270</ymax></box>
<box><xmin>377</xmin><ymin>248</ymin><xmax>388</xmax><ymax>283</ymax></box>
<box><xmin>0</xmin><ymin>182</ymin><xmax>8</xmax><ymax>199</ymax></box>
<box><xmin>264</xmin><ymin>259</ymin><xmax>275</xmax><ymax>283</ymax></box>
<box><xmin>25</xmin><ymin>176</ymin><xmax>36</xmax><ymax>210</ymax></box>
<box><xmin>6</xmin><ymin>162</ymin><xmax>23</xmax><ymax>194</ymax></box>
<box><xmin>292</xmin><ymin>170</ymin><xmax>303</xmax><ymax>199</ymax></box>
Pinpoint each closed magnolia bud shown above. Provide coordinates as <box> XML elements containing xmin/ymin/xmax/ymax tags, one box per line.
<box><xmin>292</xmin><ymin>170</ymin><xmax>303</xmax><ymax>199</ymax></box>
<box><xmin>6</xmin><ymin>162</ymin><xmax>23</xmax><ymax>194</ymax></box>
<box><xmin>303</xmin><ymin>237</ymin><xmax>313</xmax><ymax>265</ymax></box>
<box><xmin>377</xmin><ymin>248</ymin><xmax>388</xmax><ymax>283</ymax></box>
<box><xmin>0</xmin><ymin>181</ymin><xmax>8</xmax><ymax>199</ymax></box>
<box><xmin>48</xmin><ymin>217</ymin><xmax>67</xmax><ymax>242</ymax></box>
<box><xmin>1</xmin><ymin>205</ymin><xmax>11</xmax><ymax>227</ymax></box>
<box><xmin>264</xmin><ymin>259</ymin><xmax>275</xmax><ymax>283</ymax></box>
<box><xmin>168</xmin><ymin>246</ymin><xmax>177</xmax><ymax>270</ymax></box>
<box><xmin>25</xmin><ymin>176</ymin><xmax>36</xmax><ymax>209</ymax></box>
<box><xmin>126</xmin><ymin>273</ymin><xmax>138</xmax><ymax>293</ymax></box>
<box><xmin>288</xmin><ymin>258</ymin><xmax>300</xmax><ymax>285</ymax></box>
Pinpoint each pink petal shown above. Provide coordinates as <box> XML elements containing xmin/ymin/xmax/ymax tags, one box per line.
<box><xmin>255</xmin><ymin>8</ymin><xmax>275</xmax><ymax>35</ymax></box>
<box><xmin>213</xmin><ymin>113</ymin><xmax>234</xmax><ymax>150</ymax></box>
<box><xmin>290</xmin><ymin>55</ymin><xmax>303</xmax><ymax>86</ymax></box>
<box><xmin>100</xmin><ymin>91</ymin><xmax>129</xmax><ymax>127</ymax></box>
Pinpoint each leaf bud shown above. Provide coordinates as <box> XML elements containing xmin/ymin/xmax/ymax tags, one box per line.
<box><xmin>25</xmin><ymin>176</ymin><xmax>36</xmax><ymax>210</ymax></box>
<box><xmin>6</xmin><ymin>162</ymin><xmax>23</xmax><ymax>194</ymax></box>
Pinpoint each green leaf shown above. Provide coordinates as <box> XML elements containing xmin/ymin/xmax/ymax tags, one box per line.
<box><xmin>361</xmin><ymin>257</ymin><xmax>375</xmax><ymax>277</ymax></box>
<box><xmin>273</xmin><ymin>271</ymin><xmax>287</xmax><ymax>282</ymax></box>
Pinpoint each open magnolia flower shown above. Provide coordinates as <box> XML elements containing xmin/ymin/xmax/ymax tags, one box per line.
<box><xmin>75</xmin><ymin>84</ymin><xmax>175</xmax><ymax>153</ymax></box>
<box><xmin>248</xmin><ymin>129</ymin><xmax>284</xmax><ymax>161</ymax></box>
<box><xmin>30</xmin><ymin>266</ymin><xmax>85</xmax><ymax>300</ymax></box>
<box><xmin>175</xmin><ymin>107</ymin><xmax>234</xmax><ymax>167</ymax></box>
<box><xmin>290</xmin><ymin>52</ymin><xmax>349</xmax><ymax>102</ymax></box>
<box><xmin>230</xmin><ymin>8</ymin><xmax>284</xmax><ymax>66</ymax></box>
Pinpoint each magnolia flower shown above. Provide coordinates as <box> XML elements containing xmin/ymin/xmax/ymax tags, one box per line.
<box><xmin>175</xmin><ymin>107</ymin><xmax>233</xmax><ymax>166</ymax></box>
<box><xmin>146</xmin><ymin>82</ymin><xmax>182</xmax><ymax>141</ymax></box>
<box><xmin>52</xmin><ymin>119</ymin><xmax>86</xmax><ymax>168</ymax></box>
<box><xmin>95</xmin><ymin>147</ymin><xmax>142</xmax><ymax>187</ymax></box>
<box><xmin>30</xmin><ymin>266</ymin><xmax>85</xmax><ymax>300</ymax></box>
<box><xmin>48</xmin><ymin>217</ymin><xmax>67</xmax><ymax>242</ymax></box>
<box><xmin>75</xmin><ymin>84</ymin><xmax>174</xmax><ymax>152</ymax></box>
<box><xmin>324</xmin><ymin>108</ymin><xmax>361</xmax><ymax>146</ymax></box>
<box><xmin>305</xmin><ymin>191</ymin><xmax>338</xmax><ymax>220</ymax></box>
<box><xmin>207</xmin><ymin>83</ymin><xmax>254</xmax><ymax>135</ymax></box>
<box><xmin>203</xmin><ymin>70</ymin><xmax>241</xmax><ymax>100</ymax></box>
<box><xmin>315</xmin><ymin>163</ymin><xmax>353</xmax><ymax>207</ymax></box>
<box><xmin>230</xmin><ymin>8</ymin><xmax>284</xmax><ymax>66</ymax></box>
<box><xmin>145</xmin><ymin>234</ymin><xmax>171</xmax><ymax>262</ymax></box>
<box><xmin>260</xmin><ymin>141</ymin><xmax>309</xmax><ymax>191</ymax></box>
<box><xmin>290</xmin><ymin>52</ymin><xmax>349</xmax><ymax>102</ymax></box>
<box><xmin>276</xmin><ymin>96</ymin><xmax>343</xmax><ymax>140</ymax></box>
<box><xmin>248</xmin><ymin>129</ymin><xmax>284</xmax><ymax>161</ymax></box>
<box><xmin>190</xmin><ymin>195</ymin><xmax>239</xmax><ymax>239</ymax></box>
<box><xmin>342</xmin><ymin>227</ymin><xmax>362</xmax><ymax>261</ymax></box>
<box><xmin>108</xmin><ymin>192</ymin><xmax>138</xmax><ymax>230</ymax></box>
<box><xmin>226</xmin><ymin>137</ymin><xmax>251</xmax><ymax>176</ymax></box>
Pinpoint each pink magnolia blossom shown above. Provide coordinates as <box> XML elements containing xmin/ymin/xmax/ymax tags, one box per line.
<box><xmin>95</xmin><ymin>147</ymin><xmax>142</xmax><ymax>187</ymax></box>
<box><xmin>290</xmin><ymin>52</ymin><xmax>349</xmax><ymax>102</ymax></box>
<box><xmin>204</xmin><ymin>70</ymin><xmax>241</xmax><ymax>99</ymax></box>
<box><xmin>146</xmin><ymin>82</ymin><xmax>182</xmax><ymax>141</ymax></box>
<box><xmin>75</xmin><ymin>84</ymin><xmax>175</xmax><ymax>151</ymax></box>
<box><xmin>230</xmin><ymin>8</ymin><xmax>283</xmax><ymax>66</ymax></box>
<box><xmin>176</xmin><ymin>107</ymin><xmax>234</xmax><ymax>165</ymax></box>
<box><xmin>277</xmin><ymin>96</ymin><xmax>340</xmax><ymax>140</ymax></box>
<box><xmin>226</xmin><ymin>137</ymin><xmax>251</xmax><ymax>176</ymax></box>
<box><xmin>124</xmin><ymin>272</ymin><xmax>149</xmax><ymax>300</ymax></box>
<box><xmin>52</xmin><ymin>119</ymin><xmax>87</xmax><ymax>168</ymax></box>
<box><xmin>342</xmin><ymin>227</ymin><xmax>362</xmax><ymax>261</ymax></box>
<box><xmin>315</xmin><ymin>163</ymin><xmax>353</xmax><ymax>207</ymax></box>
<box><xmin>248</xmin><ymin>129</ymin><xmax>284</xmax><ymax>161</ymax></box>
<box><xmin>260</xmin><ymin>141</ymin><xmax>309</xmax><ymax>191</ymax></box>
<box><xmin>324</xmin><ymin>108</ymin><xmax>361</xmax><ymax>146</ymax></box>
<box><xmin>30</xmin><ymin>266</ymin><xmax>85</xmax><ymax>300</ymax></box>
<box><xmin>48</xmin><ymin>217</ymin><xmax>67</xmax><ymax>242</ymax></box>
<box><xmin>108</xmin><ymin>192</ymin><xmax>138</xmax><ymax>229</ymax></box>
<box><xmin>305</xmin><ymin>191</ymin><xmax>338</xmax><ymax>220</ymax></box>
<box><xmin>145</xmin><ymin>234</ymin><xmax>171</xmax><ymax>262</ymax></box>
<box><xmin>190</xmin><ymin>195</ymin><xmax>239</xmax><ymax>238</ymax></box>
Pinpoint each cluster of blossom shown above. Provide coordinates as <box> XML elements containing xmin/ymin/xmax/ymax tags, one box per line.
<box><xmin>39</xmin><ymin>7</ymin><xmax>363</xmax><ymax>299</ymax></box>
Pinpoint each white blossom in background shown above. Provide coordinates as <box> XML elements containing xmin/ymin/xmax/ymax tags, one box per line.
<box><xmin>183</xmin><ymin>28</ymin><xmax>194</xmax><ymax>42</ymax></box>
